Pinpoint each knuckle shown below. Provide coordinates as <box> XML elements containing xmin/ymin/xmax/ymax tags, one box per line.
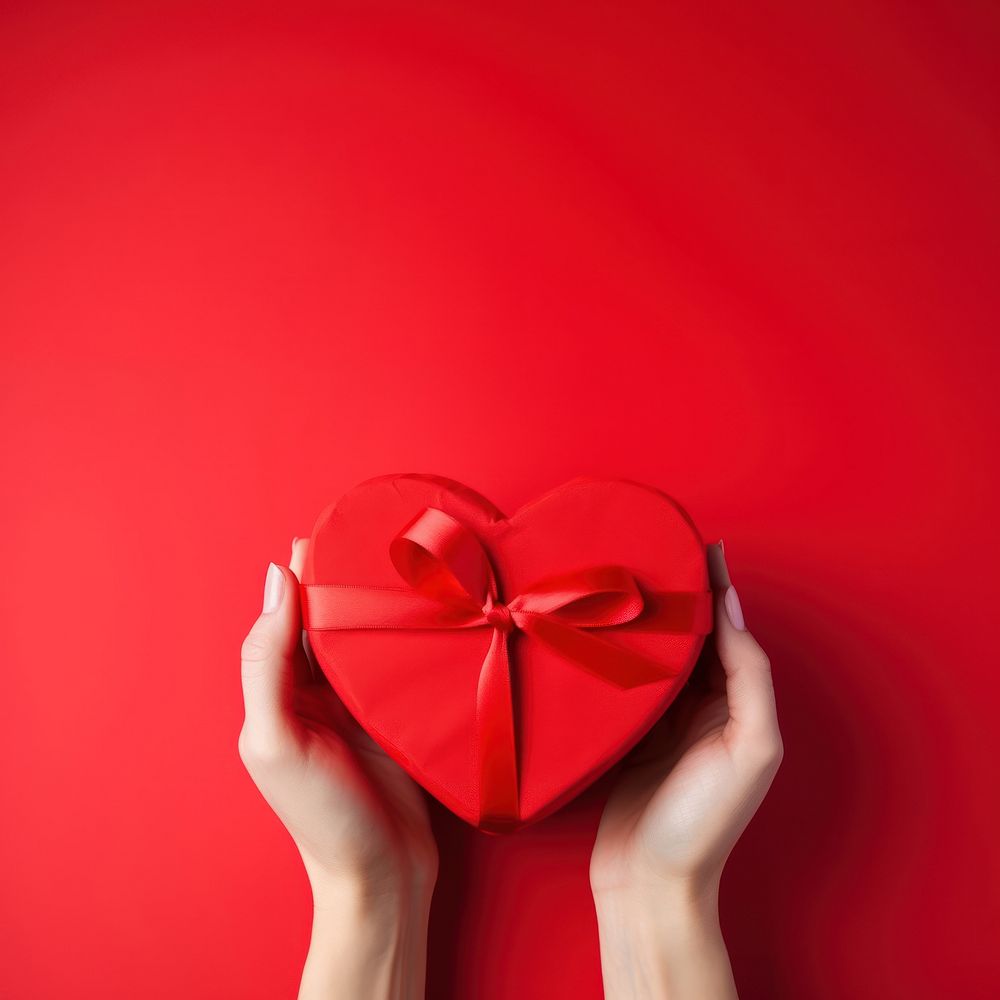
<box><xmin>749</xmin><ymin>730</ymin><xmax>784</xmax><ymax>774</ymax></box>
<box><xmin>238</xmin><ymin>725</ymin><xmax>293</xmax><ymax>770</ymax></box>
<box><xmin>240</xmin><ymin>629</ymin><xmax>273</xmax><ymax>667</ymax></box>
<box><xmin>237</xmin><ymin>726</ymin><xmax>252</xmax><ymax>765</ymax></box>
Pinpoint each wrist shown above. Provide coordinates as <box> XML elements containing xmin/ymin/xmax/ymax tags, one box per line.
<box><xmin>593</xmin><ymin>879</ymin><xmax>736</xmax><ymax>1000</ymax></box>
<box><xmin>593</xmin><ymin>876</ymin><xmax>723</xmax><ymax>957</ymax></box>
<box><xmin>299</xmin><ymin>872</ymin><xmax>434</xmax><ymax>1000</ymax></box>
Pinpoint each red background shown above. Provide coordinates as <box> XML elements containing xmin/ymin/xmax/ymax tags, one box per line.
<box><xmin>2</xmin><ymin>2</ymin><xmax>998</xmax><ymax>997</ymax></box>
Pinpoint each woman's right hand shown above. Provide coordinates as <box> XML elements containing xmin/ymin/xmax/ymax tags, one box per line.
<box><xmin>239</xmin><ymin>538</ymin><xmax>437</xmax><ymax>1000</ymax></box>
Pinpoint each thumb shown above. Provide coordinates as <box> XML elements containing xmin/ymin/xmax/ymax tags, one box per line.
<box><xmin>706</xmin><ymin>542</ymin><xmax>781</xmax><ymax>752</ymax></box>
<box><xmin>239</xmin><ymin>562</ymin><xmax>302</xmax><ymax>754</ymax></box>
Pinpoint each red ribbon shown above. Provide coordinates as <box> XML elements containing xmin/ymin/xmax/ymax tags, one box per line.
<box><xmin>302</xmin><ymin>507</ymin><xmax>713</xmax><ymax>830</ymax></box>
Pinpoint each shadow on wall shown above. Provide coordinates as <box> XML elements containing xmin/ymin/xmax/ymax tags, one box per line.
<box><xmin>724</xmin><ymin>575</ymin><xmax>940</xmax><ymax>999</ymax></box>
<box><xmin>424</xmin><ymin>574</ymin><xmax>940</xmax><ymax>1000</ymax></box>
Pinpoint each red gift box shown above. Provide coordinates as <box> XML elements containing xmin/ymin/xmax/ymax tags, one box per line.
<box><xmin>302</xmin><ymin>474</ymin><xmax>713</xmax><ymax>832</ymax></box>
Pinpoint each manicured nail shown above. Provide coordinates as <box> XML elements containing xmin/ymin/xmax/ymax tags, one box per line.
<box><xmin>263</xmin><ymin>562</ymin><xmax>283</xmax><ymax>614</ymax></box>
<box><xmin>718</xmin><ymin>537</ymin><xmax>725</xmax><ymax>554</ymax></box>
<box><xmin>724</xmin><ymin>585</ymin><xmax>745</xmax><ymax>630</ymax></box>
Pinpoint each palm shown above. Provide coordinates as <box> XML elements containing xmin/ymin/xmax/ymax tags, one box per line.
<box><xmin>288</xmin><ymin>673</ymin><xmax>436</xmax><ymax>887</ymax></box>
<box><xmin>241</xmin><ymin>536</ymin><xmax>437</xmax><ymax>895</ymax></box>
<box><xmin>592</xmin><ymin>655</ymin><xmax>740</xmax><ymax>890</ymax></box>
<box><xmin>591</xmin><ymin>539</ymin><xmax>784</xmax><ymax>897</ymax></box>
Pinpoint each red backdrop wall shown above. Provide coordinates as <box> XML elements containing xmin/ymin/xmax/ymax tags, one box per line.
<box><xmin>2</xmin><ymin>2</ymin><xmax>998</xmax><ymax>997</ymax></box>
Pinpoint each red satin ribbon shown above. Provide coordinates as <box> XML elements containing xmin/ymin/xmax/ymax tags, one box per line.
<box><xmin>302</xmin><ymin>507</ymin><xmax>713</xmax><ymax>830</ymax></box>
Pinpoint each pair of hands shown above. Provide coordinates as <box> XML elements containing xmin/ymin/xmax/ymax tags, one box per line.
<box><xmin>239</xmin><ymin>539</ymin><xmax>782</xmax><ymax>999</ymax></box>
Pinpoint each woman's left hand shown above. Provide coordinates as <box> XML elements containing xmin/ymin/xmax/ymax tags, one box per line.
<box><xmin>590</xmin><ymin>541</ymin><xmax>783</xmax><ymax>999</ymax></box>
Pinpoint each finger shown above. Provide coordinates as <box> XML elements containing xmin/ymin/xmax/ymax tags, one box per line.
<box><xmin>707</xmin><ymin>542</ymin><xmax>781</xmax><ymax>747</ymax></box>
<box><xmin>289</xmin><ymin>536</ymin><xmax>308</xmax><ymax>581</ymax></box>
<box><xmin>622</xmin><ymin>682</ymin><xmax>702</xmax><ymax>769</ymax></box>
<box><xmin>288</xmin><ymin>536</ymin><xmax>320</xmax><ymax>682</ymax></box>
<box><xmin>688</xmin><ymin>638</ymin><xmax>724</xmax><ymax>697</ymax></box>
<box><xmin>282</xmin><ymin>537</ymin><xmax>371</xmax><ymax>745</ymax></box>
<box><xmin>240</xmin><ymin>562</ymin><xmax>303</xmax><ymax>751</ymax></box>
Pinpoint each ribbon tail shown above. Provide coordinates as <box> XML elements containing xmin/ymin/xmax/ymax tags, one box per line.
<box><xmin>475</xmin><ymin>628</ymin><xmax>520</xmax><ymax>831</ymax></box>
<box><xmin>520</xmin><ymin>613</ymin><xmax>682</xmax><ymax>688</ymax></box>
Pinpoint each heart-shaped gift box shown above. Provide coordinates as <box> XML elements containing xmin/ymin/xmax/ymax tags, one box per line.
<box><xmin>302</xmin><ymin>474</ymin><xmax>712</xmax><ymax>832</ymax></box>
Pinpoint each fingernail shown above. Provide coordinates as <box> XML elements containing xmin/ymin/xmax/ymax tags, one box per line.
<box><xmin>718</xmin><ymin>537</ymin><xmax>725</xmax><ymax>554</ymax></box>
<box><xmin>724</xmin><ymin>585</ymin><xmax>745</xmax><ymax>630</ymax></box>
<box><xmin>263</xmin><ymin>562</ymin><xmax>283</xmax><ymax>614</ymax></box>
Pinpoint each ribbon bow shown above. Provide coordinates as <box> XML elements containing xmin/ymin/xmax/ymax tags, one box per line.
<box><xmin>302</xmin><ymin>507</ymin><xmax>712</xmax><ymax>830</ymax></box>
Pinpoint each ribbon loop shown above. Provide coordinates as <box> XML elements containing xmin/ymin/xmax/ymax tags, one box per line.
<box><xmin>302</xmin><ymin>507</ymin><xmax>712</xmax><ymax>830</ymax></box>
<box><xmin>509</xmin><ymin>565</ymin><xmax>644</xmax><ymax>625</ymax></box>
<box><xmin>390</xmin><ymin>507</ymin><xmax>495</xmax><ymax>610</ymax></box>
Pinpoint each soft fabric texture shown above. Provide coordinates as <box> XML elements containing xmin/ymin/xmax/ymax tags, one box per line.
<box><xmin>302</xmin><ymin>474</ymin><xmax>712</xmax><ymax>832</ymax></box>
